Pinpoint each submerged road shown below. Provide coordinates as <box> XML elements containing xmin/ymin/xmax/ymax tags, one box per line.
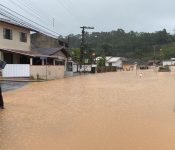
<box><xmin>0</xmin><ymin>71</ymin><xmax>175</xmax><ymax>150</ymax></box>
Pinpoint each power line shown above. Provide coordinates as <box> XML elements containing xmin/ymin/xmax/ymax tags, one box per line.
<box><xmin>0</xmin><ymin>4</ymin><xmax>62</xmax><ymax>37</ymax></box>
<box><xmin>7</xmin><ymin>0</ymin><xmax>51</xmax><ymax>26</ymax></box>
<box><xmin>18</xmin><ymin>0</ymin><xmax>78</xmax><ymax>34</ymax></box>
<box><xmin>13</xmin><ymin>0</ymin><xmax>51</xmax><ymax>24</ymax></box>
<box><xmin>0</xmin><ymin>8</ymin><xmax>59</xmax><ymax>38</ymax></box>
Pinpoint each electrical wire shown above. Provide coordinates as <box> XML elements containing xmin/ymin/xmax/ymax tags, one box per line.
<box><xmin>0</xmin><ymin>4</ymin><xmax>62</xmax><ymax>38</ymax></box>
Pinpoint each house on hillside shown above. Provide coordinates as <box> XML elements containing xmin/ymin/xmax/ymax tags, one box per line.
<box><xmin>105</xmin><ymin>57</ymin><xmax>123</xmax><ymax>68</ymax></box>
<box><xmin>0</xmin><ymin>18</ymin><xmax>69</xmax><ymax>80</ymax></box>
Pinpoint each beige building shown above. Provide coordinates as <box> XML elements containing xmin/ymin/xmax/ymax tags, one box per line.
<box><xmin>0</xmin><ymin>19</ymin><xmax>31</xmax><ymax>51</ymax></box>
<box><xmin>0</xmin><ymin>18</ymin><xmax>69</xmax><ymax>80</ymax></box>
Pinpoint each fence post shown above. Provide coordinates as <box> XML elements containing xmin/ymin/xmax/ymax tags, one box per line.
<box><xmin>0</xmin><ymin>85</ymin><xmax>4</xmax><ymax>109</ymax></box>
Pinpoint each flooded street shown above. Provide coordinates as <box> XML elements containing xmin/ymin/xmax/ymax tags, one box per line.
<box><xmin>1</xmin><ymin>71</ymin><xmax>175</xmax><ymax>150</ymax></box>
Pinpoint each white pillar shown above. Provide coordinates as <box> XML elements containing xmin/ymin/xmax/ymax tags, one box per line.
<box><xmin>65</xmin><ymin>60</ymin><xmax>67</xmax><ymax>71</ymax></box>
<box><xmin>0</xmin><ymin>52</ymin><xmax>4</xmax><ymax>61</ymax></box>
<box><xmin>53</xmin><ymin>59</ymin><xmax>56</xmax><ymax>66</ymax></box>
<box><xmin>42</xmin><ymin>59</ymin><xmax>45</xmax><ymax>66</ymax></box>
<box><xmin>30</xmin><ymin>58</ymin><xmax>33</xmax><ymax>65</ymax></box>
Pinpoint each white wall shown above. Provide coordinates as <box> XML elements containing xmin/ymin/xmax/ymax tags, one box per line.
<box><xmin>0</xmin><ymin>23</ymin><xmax>31</xmax><ymax>51</ymax></box>
<box><xmin>163</xmin><ymin>61</ymin><xmax>175</xmax><ymax>66</ymax></box>
<box><xmin>106</xmin><ymin>60</ymin><xmax>122</xmax><ymax>67</ymax></box>
<box><xmin>2</xmin><ymin>64</ymin><xmax>30</xmax><ymax>77</ymax></box>
<box><xmin>112</xmin><ymin>60</ymin><xmax>122</xmax><ymax>67</ymax></box>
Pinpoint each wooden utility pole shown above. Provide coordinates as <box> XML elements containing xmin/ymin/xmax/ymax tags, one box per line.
<box><xmin>80</xmin><ymin>26</ymin><xmax>94</xmax><ymax>72</ymax></box>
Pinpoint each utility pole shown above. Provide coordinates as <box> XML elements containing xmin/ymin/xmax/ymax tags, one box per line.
<box><xmin>153</xmin><ymin>45</ymin><xmax>156</xmax><ymax>65</ymax></box>
<box><xmin>80</xmin><ymin>26</ymin><xmax>94</xmax><ymax>73</ymax></box>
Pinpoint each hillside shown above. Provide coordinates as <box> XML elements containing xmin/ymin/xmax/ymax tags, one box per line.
<box><xmin>67</xmin><ymin>29</ymin><xmax>175</xmax><ymax>61</ymax></box>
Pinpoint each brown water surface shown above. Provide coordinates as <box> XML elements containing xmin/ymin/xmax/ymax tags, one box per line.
<box><xmin>1</xmin><ymin>71</ymin><xmax>175</xmax><ymax>150</ymax></box>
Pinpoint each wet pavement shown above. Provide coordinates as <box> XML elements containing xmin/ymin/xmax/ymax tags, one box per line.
<box><xmin>0</xmin><ymin>71</ymin><xmax>175</xmax><ymax>150</ymax></box>
<box><xmin>1</xmin><ymin>81</ymin><xmax>27</xmax><ymax>92</ymax></box>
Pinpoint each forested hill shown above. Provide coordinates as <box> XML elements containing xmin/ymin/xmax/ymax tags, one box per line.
<box><xmin>66</xmin><ymin>29</ymin><xmax>175</xmax><ymax>60</ymax></box>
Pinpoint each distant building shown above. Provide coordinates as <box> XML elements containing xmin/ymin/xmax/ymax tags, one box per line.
<box><xmin>96</xmin><ymin>56</ymin><xmax>124</xmax><ymax>68</ymax></box>
<box><xmin>105</xmin><ymin>57</ymin><xmax>123</xmax><ymax>68</ymax></box>
<box><xmin>31</xmin><ymin>32</ymin><xmax>68</xmax><ymax>49</ymax></box>
<box><xmin>163</xmin><ymin>58</ymin><xmax>175</xmax><ymax>66</ymax></box>
<box><xmin>122</xmin><ymin>60</ymin><xmax>136</xmax><ymax>71</ymax></box>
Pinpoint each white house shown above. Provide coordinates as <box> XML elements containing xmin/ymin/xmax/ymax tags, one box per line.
<box><xmin>105</xmin><ymin>57</ymin><xmax>123</xmax><ymax>68</ymax></box>
<box><xmin>96</xmin><ymin>56</ymin><xmax>124</xmax><ymax>68</ymax></box>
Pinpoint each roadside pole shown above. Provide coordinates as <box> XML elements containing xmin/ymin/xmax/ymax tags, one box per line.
<box><xmin>0</xmin><ymin>85</ymin><xmax>4</xmax><ymax>109</ymax></box>
<box><xmin>46</xmin><ymin>58</ymin><xmax>48</xmax><ymax>81</ymax></box>
<box><xmin>0</xmin><ymin>60</ymin><xmax>6</xmax><ymax>109</ymax></box>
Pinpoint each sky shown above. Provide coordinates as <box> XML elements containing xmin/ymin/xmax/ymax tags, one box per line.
<box><xmin>1</xmin><ymin>0</ymin><xmax>175</xmax><ymax>36</ymax></box>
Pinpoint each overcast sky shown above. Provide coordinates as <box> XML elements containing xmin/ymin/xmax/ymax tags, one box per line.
<box><xmin>1</xmin><ymin>0</ymin><xmax>175</xmax><ymax>36</ymax></box>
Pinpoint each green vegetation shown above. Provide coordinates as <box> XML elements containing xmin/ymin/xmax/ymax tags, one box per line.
<box><xmin>67</xmin><ymin>29</ymin><xmax>175</xmax><ymax>61</ymax></box>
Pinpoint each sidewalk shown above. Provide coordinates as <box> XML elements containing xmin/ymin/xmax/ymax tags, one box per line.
<box><xmin>0</xmin><ymin>77</ymin><xmax>46</xmax><ymax>82</ymax></box>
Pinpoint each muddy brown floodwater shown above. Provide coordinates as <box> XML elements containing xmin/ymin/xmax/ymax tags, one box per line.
<box><xmin>1</xmin><ymin>71</ymin><xmax>175</xmax><ymax>150</ymax></box>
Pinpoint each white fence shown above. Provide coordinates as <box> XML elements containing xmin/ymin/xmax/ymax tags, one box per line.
<box><xmin>79</xmin><ymin>65</ymin><xmax>92</xmax><ymax>72</ymax></box>
<box><xmin>2</xmin><ymin>64</ymin><xmax>30</xmax><ymax>78</ymax></box>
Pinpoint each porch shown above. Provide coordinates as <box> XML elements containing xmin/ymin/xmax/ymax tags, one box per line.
<box><xmin>0</xmin><ymin>48</ymin><xmax>66</xmax><ymax>80</ymax></box>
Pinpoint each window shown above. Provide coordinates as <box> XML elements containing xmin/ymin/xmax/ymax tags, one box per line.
<box><xmin>20</xmin><ymin>32</ymin><xmax>27</xmax><ymax>42</ymax></box>
<box><xmin>3</xmin><ymin>28</ymin><xmax>12</xmax><ymax>40</ymax></box>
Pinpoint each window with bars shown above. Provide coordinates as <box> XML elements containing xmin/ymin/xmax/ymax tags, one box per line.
<box><xmin>20</xmin><ymin>32</ymin><xmax>27</xmax><ymax>43</ymax></box>
<box><xmin>3</xmin><ymin>28</ymin><xmax>12</xmax><ymax>40</ymax></box>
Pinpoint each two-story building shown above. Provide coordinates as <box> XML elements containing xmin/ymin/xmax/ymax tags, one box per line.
<box><xmin>0</xmin><ymin>18</ymin><xmax>69</xmax><ymax>80</ymax></box>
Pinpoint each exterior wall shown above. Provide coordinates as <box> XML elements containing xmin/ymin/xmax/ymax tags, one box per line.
<box><xmin>31</xmin><ymin>33</ymin><xmax>68</xmax><ymax>49</ymax></box>
<box><xmin>106</xmin><ymin>60</ymin><xmax>122</xmax><ymax>67</ymax></box>
<box><xmin>31</xmin><ymin>33</ymin><xmax>58</xmax><ymax>48</ymax></box>
<box><xmin>112</xmin><ymin>61</ymin><xmax>122</xmax><ymax>67</ymax></box>
<box><xmin>123</xmin><ymin>64</ymin><xmax>135</xmax><ymax>71</ymax></box>
<box><xmin>0</xmin><ymin>23</ymin><xmax>31</xmax><ymax>51</ymax></box>
<box><xmin>30</xmin><ymin>65</ymin><xmax>65</xmax><ymax>80</ymax></box>
<box><xmin>170</xmin><ymin>66</ymin><xmax>175</xmax><ymax>72</ymax></box>
<box><xmin>53</xmin><ymin>51</ymin><xmax>67</xmax><ymax>61</ymax></box>
<box><xmin>163</xmin><ymin>60</ymin><xmax>175</xmax><ymax>66</ymax></box>
<box><xmin>2</xmin><ymin>64</ymin><xmax>30</xmax><ymax>77</ymax></box>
